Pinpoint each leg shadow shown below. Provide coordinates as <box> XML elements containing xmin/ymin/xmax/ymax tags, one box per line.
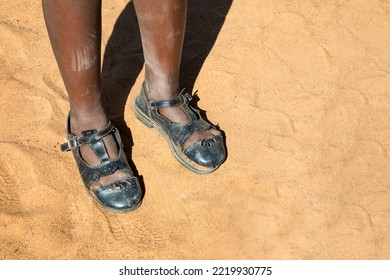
<box><xmin>180</xmin><ymin>0</ymin><xmax>233</xmax><ymax>94</ymax></box>
<box><xmin>101</xmin><ymin>1</ymin><xmax>144</xmax><ymax>174</ymax></box>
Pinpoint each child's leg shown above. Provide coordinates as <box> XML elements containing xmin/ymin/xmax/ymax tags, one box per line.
<box><xmin>133</xmin><ymin>0</ymin><xmax>221</xmax><ymax>149</ymax></box>
<box><xmin>42</xmin><ymin>0</ymin><xmax>130</xmax><ymax>187</ymax></box>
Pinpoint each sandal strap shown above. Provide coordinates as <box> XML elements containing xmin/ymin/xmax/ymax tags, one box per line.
<box><xmin>60</xmin><ymin>114</ymin><xmax>134</xmax><ymax>187</ymax></box>
<box><xmin>172</xmin><ymin>107</ymin><xmax>212</xmax><ymax>147</ymax></box>
<box><xmin>151</xmin><ymin>94</ymin><xmax>212</xmax><ymax>147</ymax></box>
<box><xmin>150</xmin><ymin>89</ymin><xmax>192</xmax><ymax>110</ymax></box>
<box><xmin>136</xmin><ymin>84</ymin><xmax>212</xmax><ymax>148</ymax></box>
<box><xmin>77</xmin><ymin>128</ymin><xmax>130</xmax><ymax>186</ymax></box>
<box><xmin>60</xmin><ymin>121</ymin><xmax>115</xmax><ymax>152</ymax></box>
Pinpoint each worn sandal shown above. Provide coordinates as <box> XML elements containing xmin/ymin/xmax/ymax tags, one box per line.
<box><xmin>60</xmin><ymin>115</ymin><xmax>142</xmax><ymax>213</ymax></box>
<box><xmin>134</xmin><ymin>82</ymin><xmax>226</xmax><ymax>174</ymax></box>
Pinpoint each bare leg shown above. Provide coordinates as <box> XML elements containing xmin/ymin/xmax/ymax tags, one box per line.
<box><xmin>133</xmin><ymin>0</ymin><xmax>220</xmax><ymax>149</ymax></box>
<box><xmin>42</xmin><ymin>0</ymin><xmax>129</xmax><ymax>188</ymax></box>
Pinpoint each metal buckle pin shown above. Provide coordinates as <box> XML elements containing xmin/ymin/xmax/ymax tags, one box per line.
<box><xmin>67</xmin><ymin>137</ymin><xmax>79</xmax><ymax>150</ymax></box>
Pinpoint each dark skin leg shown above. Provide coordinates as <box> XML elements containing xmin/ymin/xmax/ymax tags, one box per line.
<box><xmin>133</xmin><ymin>0</ymin><xmax>220</xmax><ymax>149</ymax></box>
<box><xmin>43</xmin><ymin>0</ymin><xmax>218</xmax><ymax>187</ymax></box>
<box><xmin>42</xmin><ymin>0</ymin><xmax>129</xmax><ymax>189</ymax></box>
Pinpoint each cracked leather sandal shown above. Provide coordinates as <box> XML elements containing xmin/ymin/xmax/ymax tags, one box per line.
<box><xmin>134</xmin><ymin>82</ymin><xmax>226</xmax><ymax>174</ymax></box>
<box><xmin>60</xmin><ymin>115</ymin><xmax>142</xmax><ymax>213</ymax></box>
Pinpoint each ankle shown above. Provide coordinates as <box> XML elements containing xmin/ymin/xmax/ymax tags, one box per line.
<box><xmin>143</xmin><ymin>78</ymin><xmax>180</xmax><ymax>101</ymax></box>
<box><xmin>70</xmin><ymin>105</ymin><xmax>108</xmax><ymax>136</ymax></box>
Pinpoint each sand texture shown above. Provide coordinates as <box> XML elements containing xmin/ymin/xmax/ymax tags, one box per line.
<box><xmin>0</xmin><ymin>0</ymin><xmax>389</xmax><ymax>259</ymax></box>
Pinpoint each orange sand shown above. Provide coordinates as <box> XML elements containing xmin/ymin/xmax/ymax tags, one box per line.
<box><xmin>0</xmin><ymin>0</ymin><xmax>389</xmax><ymax>259</ymax></box>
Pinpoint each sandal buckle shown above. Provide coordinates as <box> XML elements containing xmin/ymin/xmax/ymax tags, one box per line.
<box><xmin>183</xmin><ymin>92</ymin><xmax>193</xmax><ymax>102</ymax></box>
<box><xmin>67</xmin><ymin>137</ymin><xmax>79</xmax><ymax>150</ymax></box>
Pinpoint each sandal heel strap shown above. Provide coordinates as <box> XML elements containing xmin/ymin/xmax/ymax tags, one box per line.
<box><xmin>60</xmin><ymin>121</ymin><xmax>114</xmax><ymax>152</ymax></box>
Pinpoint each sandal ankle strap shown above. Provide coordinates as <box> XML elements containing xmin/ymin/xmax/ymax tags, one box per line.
<box><xmin>60</xmin><ymin>121</ymin><xmax>115</xmax><ymax>152</ymax></box>
<box><xmin>150</xmin><ymin>89</ymin><xmax>192</xmax><ymax>110</ymax></box>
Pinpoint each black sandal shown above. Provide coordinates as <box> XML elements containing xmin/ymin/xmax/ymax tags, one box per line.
<box><xmin>134</xmin><ymin>82</ymin><xmax>226</xmax><ymax>174</ymax></box>
<box><xmin>60</xmin><ymin>116</ymin><xmax>142</xmax><ymax>213</ymax></box>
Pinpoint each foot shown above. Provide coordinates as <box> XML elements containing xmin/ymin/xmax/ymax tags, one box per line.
<box><xmin>69</xmin><ymin>106</ymin><xmax>132</xmax><ymax>190</ymax></box>
<box><xmin>144</xmin><ymin>82</ymin><xmax>221</xmax><ymax>150</ymax></box>
<box><xmin>134</xmin><ymin>81</ymin><xmax>226</xmax><ymax>173</ymax></box>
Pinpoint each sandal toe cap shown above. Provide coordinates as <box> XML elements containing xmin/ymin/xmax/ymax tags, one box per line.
<box><xmin>184</xmin><ymin>136</ymin><xmax>226</xmax><ymax>168</ymax></box>
<box><xmin>92</xmin><ymin>177</ymin><xmax>142</xmax><ymax>212</ymax></box>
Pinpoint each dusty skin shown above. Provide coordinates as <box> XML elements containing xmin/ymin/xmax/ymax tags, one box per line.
<box><xmin>0</xmin><ymin>0</ymin><xmax>389</xmax><ymax>259</ymax></box>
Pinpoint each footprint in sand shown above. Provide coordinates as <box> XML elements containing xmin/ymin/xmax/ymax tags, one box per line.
<box><xmin>103</xmin><ymin>208</ymin><xmax>166</xmax><ymax>250</ymax></box>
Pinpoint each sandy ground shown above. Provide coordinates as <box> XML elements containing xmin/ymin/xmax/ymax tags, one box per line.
<box><xmin>0</xmin><ymin>0</ymin><xmax>389</xmax><ymax>260</ymax></box>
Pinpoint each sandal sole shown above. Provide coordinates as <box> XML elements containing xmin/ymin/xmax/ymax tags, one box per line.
<box><xmin>134</xmin><ymin>103</ymin><xmax>220</xmax><ymax>174</ymax></box>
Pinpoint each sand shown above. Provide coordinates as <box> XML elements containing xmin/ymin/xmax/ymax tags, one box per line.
<box><xmin>0</xmin><ymin>0</ymin><xmax>389</xmax><ymax>260</ymax></box>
